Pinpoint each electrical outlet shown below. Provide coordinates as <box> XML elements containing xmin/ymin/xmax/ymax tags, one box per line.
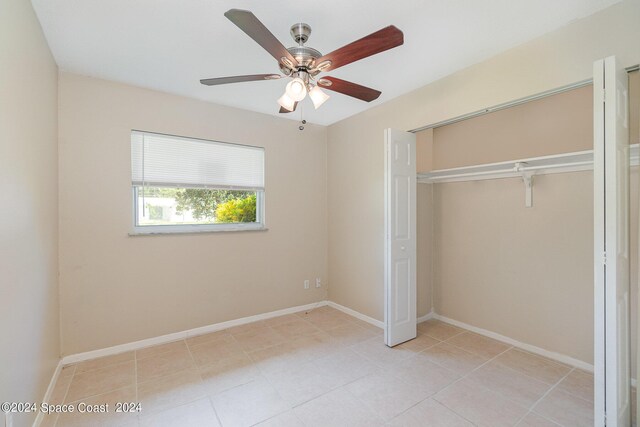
<box><xmin>304</xmin><ymin>280</ymin><xmax>310</xmax><ymax>289</ymax></box>
<box><xmin>316</xmin><ymin>278</ymin><xmax>321</xmax><ymax>288</ymax></box>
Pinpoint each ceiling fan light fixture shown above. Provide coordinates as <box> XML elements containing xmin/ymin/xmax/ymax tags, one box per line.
<box><xmin>201</xmin><ymin>10</ymin><xmax>403</xmax><ymax>116</ymax></box>
<box><xmin>285</xmin><ymin>77</ymin><xmax>308</xmax><ymax>101</ymax></box>
<box><xmin>277</xmin><ymin>93</ymin><xmax>296</xmax><ymax>112</ymax></box>
<box><xmin>309</xmin><ymin>85</ymin><xmax>330</xmax><ymax>109</ymax></box>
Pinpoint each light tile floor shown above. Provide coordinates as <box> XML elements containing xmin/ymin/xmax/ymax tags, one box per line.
<box><xmin>43</xmin><ymin>306</ymin><xmax>595</xmax><ymax>427</ymax></box>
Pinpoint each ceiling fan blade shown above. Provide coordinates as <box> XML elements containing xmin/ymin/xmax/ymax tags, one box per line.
<box><xmin>200</xmin><ymin>74</ymin><xmax>281</xmax><ymax>86</ymax></box>
<box><xmin>317</xmin><ymin>77</ymin><xmax>381</xmax><ymax>102</ymax></box>
<box><xmin>314</xmin><ymin>26</ymin><xmax>403</xmax><ymax>72</ymax></box>
<box><xmin>225</xmin><ymin>9</ymin><xmax>298</xmax><ymax>68</ymax></box>
<box><xmin>279</xmin><ymin>102</ymin><xmax>298</xmax><ymax>113</ymax></box>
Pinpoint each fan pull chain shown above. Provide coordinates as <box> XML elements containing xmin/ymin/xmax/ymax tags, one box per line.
<box><xmin>299</xmin><ymin>101</ymin><xmax>306</xmax><ymax>131</ymax></box>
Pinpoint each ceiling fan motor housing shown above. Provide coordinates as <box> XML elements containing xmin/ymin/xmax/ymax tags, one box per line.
<box><xmin>279</xmin><ymin>23</ymin><xmax>322</xmax><ymax>73</ymax></box>
<box><xmin>287</xmin><ymin>46</ymin><xmax>322</xmax><ymax>69</ymax></box>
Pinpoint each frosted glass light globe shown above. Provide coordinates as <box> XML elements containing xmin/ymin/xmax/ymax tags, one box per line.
<box><xmin>277</xmin><ymin>93</ymin><xmax>296</xmax><ymax>111</ymax></box>
<box><xmin>309</xmin><ymin>85</ymin><xmax>330</xmax><ymax>109</ymax></box>
<box><xmin>285</xmin><ymin>78</ymin><xmax>307</xmax><ymax>102</ymax></box>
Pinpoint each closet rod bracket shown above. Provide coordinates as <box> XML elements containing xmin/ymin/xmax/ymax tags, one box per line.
<box><xmin>515</xmin><ymin>162</ymin><xmax>534</xmax><ymax>208</ymax></box>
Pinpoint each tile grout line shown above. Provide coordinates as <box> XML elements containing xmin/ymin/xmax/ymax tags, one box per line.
<box><xmin>61</xmin><ymin>358</ymin><xmax>139</xmax><ymax>402</ymax></box>
<box><xmin>63</xmin><ymin>384</ymin><xmax>135</xmax><ymax>405</ymax></box>
<box><xmin>309</xmin><ymin>323</ymin><xmax>495</xmax><ymax>424</ymax></box>
<box><xmin>374</xmin><ymin>339</ymin><xmax>450</xmax><ymax>423</ymax></box>
<box><xmin>515</xmin><ymin>410</ymin><xmax>563</xmax><ymax>427</ymax></box>
<box><xmin>336</xmin><ymin>340</ymin><xmax>443</xmax><ymax>424</ymax></box>
<box><xmin>513</xmin><ymin>367</ymin><xmax>576</xmax><ymax>426</ymax></box>
<box><xmin>251</xmin><ymin>330</ymin><xmax>384</xmax><ymax>418</ymax></box>
<box><xmin>136</xmin><ymin>340</ymin><xmax>207</xmax><ymax>422</ymax></box>
<box><xmin>183</xmin><ymin>337</ymin><xmax>225</xmax><ymax>427</ymax></box>
<box><xmin>401</xmin><ymin>340</ymin><xmax>515</xmax><ymax>425</ymax></box>
<box><xmin>49</xmin><ymin>365</ymin><xmax>75</xmax><ymax>427</ymax></box>
<box><xmin>447</xmin><ymin>339</ymin><xmax>575</xmax><ymax>394</ymax></box>
<box><xmin>236</xmin><ymin>328</ymin><xmax>296</xmax><ymax>424</ymax></box>
<box><xmin>281</xmin><ymin>347</ymin><xmax>392</xmax><ymax>424</ymax></box>
<box><xmin>254</xmin><ymin>325</ymin><xmax>350</xmax><ymax>411</ymax></box>
<box><xmin>59</xmin><ymin>365</ymin><xmax>74</xmax><ymax>408</ymax></box>
<box><xmin>433</xmin><ymin>326</ymin><xmax>594</xmax><ymax>412</ymax></box>
<box><xmin>344</xmin><ymin>329</ymin><xmax>468</xmax><ymax>424</ymax></box>
<box><xmin>315</xmin><ymin>349</ymin><xmax>384</xmax><ymax>393</ymax></box>
<box><xmin>60</xmin><ymin>365</ymin><xmax>75</xmax><ymax>404</ymax></box>
<box><xmin>477</xmin><ymin>351</ymin><xmax>567</xmax><ymax>386</ymax></box>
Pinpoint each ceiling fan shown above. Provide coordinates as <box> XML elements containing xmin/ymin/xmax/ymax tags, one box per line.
<box><xmin>200</xmin><ymin>9</ymin><xmax>404</xmax><ymax>114</ymax></box>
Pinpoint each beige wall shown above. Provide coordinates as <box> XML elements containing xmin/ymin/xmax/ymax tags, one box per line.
<box><xmin>416</xmin><ymin>184</ymin><xmax>434</xmax><ymax>317</ymax></box>
<box><xmin>427</xmin><ymin>167</ymin><xmax>638</xmax><ymax>367</ymax></box>
<box><xmin>58</xmin><ymin>73</ymin><xmax>328</xmax><ymax>355</ymax></box>
<box><xmin>432</xmin><ymin>173</ymin><xmax>595</xmax><ymax>362</ymax></box>
<box><xmin>416</xmin><ymin>129</ymin><xmax>434</xmax><ymax>173</ymax></box>
<box><xmin>431</xmin><ymin>84</ymin><xmax>594</xmax><ymax>169</ymax></box>
<box><xmin>327</xmin><ymin>0</ymin><xmax>640</xmax><ymax>323</ymax></box>
<box><xmin>0</xmin><ymin>0</ymin><xmax>59</xmax><ymax>426</ymax></box>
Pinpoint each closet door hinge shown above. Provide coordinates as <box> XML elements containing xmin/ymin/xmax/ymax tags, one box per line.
<box><xmin>602</xmin><ymin>251</ymin><xmax>607</xmax><ymax>266</ymax></box>
<box><xmin>602</xmin><ymin>89</ymin><xmax>606</xmax><ymax>103</ymax></box>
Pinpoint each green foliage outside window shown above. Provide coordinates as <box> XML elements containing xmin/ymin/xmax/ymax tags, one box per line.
<box><xmin>139</xmin><ymin>186</ymin><xmax>257</xmax><ymax>223</ymax></box>
<box><xmin>215</xmin><ymin>194</ymin><xmax>257</xmax><ymax>223</ymax></box>
<box><xmin>174</xmin><ymin>189</ymin><xmax>252</xmax><ymax>221</ymax></box>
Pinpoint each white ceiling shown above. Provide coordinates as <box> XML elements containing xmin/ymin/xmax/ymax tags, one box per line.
<box><xmin>32</xmin><ymin>0</ymin><xmax>619</xmax><ymax>126</ymax></box>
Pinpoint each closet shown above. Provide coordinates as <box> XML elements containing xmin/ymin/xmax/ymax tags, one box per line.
<box><xmin>416</xmin><ymin>83</ymin><xmax>599</xmax><ymax>364</ymax></box>
<box><xmin>391</xmin><ymin>68</ymin><xmax>639</xmax><ymax>423</ymax></box>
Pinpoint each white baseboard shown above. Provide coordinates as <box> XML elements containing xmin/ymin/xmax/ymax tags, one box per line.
<box><xmin>417</xmin><ymin>310</ymin><xmax>435</xmax><ymax>324</ymax></box>
<box><xmin>326</xmin><ymin>302</ymin><xmax>434</xmax><ymax>329</ymax></box>
<box><xmin>60</xmin><ymin>300</ymin><xmax>328</xmax><ymax>366</ymax></box>
<box><xmin>327</xmin><ymin>301</ymin><xmax>384</xmax><ymax>329</ymax></box>
<box><xmin>33</xmin><ymin>360</ymin><xmax>63</xmax><ymax>427</ymax></box>
<box><xmin>433</xmin><ymin>313</ymin><xmax>594</xmax><ymax>372</ymax></box>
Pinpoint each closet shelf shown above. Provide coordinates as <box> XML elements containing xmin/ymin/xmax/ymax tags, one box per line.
<box><xmin>418</xmin><ymin>143</ymin><xmax>639</xmax><ymax>184</ymax></box>
<box><xmin>417</xmin><ymin>144</ymin><xmax>639</xmax><ymax>208</ymax></box>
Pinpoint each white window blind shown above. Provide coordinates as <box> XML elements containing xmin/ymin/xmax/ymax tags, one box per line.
<box><xmin>131</xmin><ymin>131</ymin><xmax>265</xmax><ymax>191</ymax></box>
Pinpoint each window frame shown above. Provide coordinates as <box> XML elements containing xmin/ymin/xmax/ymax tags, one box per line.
<box><xmin>129</xmin><ymin>131</ymin><xmax>266</xmax><ymax>235</ymax></box>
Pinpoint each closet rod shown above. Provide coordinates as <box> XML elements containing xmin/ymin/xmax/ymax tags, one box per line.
<box><xmin>419</xmin><ymin>145</ymin><xmax>639</xmax><ymax>208</ymax></box>
<box><xmin>418</xmin><ymin>144</ymin><xmax>639</xmax><ymax>184</ymax></box>
<box><xmin>421</xmin><ymin>161</ymin><xmax>594</xmax><ymax>183</ymax></box>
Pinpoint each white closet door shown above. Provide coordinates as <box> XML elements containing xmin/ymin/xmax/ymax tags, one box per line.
<box><xmin>384</xmin><ymin>128</ymin><xmax>417</xmax><ymax>347</ymax></box>
<box><xmin>594</xmin><ymin>55</ymin><xmax>630</xmax><ymax>427</ymax></box>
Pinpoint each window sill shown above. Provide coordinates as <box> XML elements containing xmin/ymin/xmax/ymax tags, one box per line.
<box><xmin>129</xmin><ymin>226</ymin><xmax>268</xmax><ymax>236</ymax></box>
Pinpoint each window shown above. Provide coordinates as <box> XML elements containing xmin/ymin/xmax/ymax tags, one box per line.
<box><xmin>131</xmin><ymin>131</ymin><xmax>265</xmax><ymax>234</ymax></box>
